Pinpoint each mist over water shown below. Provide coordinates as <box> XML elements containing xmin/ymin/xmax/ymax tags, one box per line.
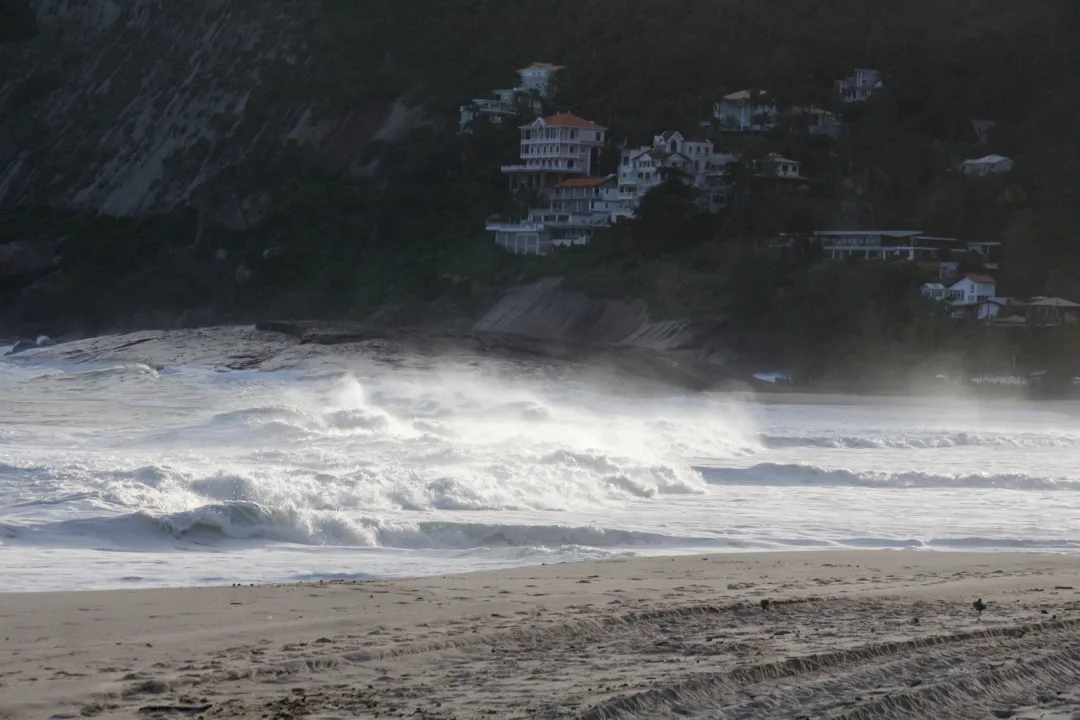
<box><xmin>2</xmin><ymin>348</ymin><xmax>1080</xmax><ymax>591</ymax></box>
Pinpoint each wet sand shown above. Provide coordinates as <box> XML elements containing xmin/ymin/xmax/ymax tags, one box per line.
<box><xmin>3</xmin><ymin>551</ymin><xmax>1080</xmax><ymax>719</ymax></box>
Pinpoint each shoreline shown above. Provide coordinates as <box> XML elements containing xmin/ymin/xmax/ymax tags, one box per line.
<box><xmin>6</xmin><ymin>322</ymin><xmax>1080</xmax><ymax>402</ymax></box>
<box><xmin>4</xmin><ymin>549</ymin><xmax>1080</xmax><ymax>719</ymax></box>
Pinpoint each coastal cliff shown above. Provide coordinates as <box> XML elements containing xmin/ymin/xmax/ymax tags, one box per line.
<box><xmin>3</xmin><ymin>0</ymin><xmax>1080</xmax><ymax>386</ymax></box>
<box><xmin>0</xmin><ymin>0</ymin><xmax>422</xmax><ymax>221</ymax></box>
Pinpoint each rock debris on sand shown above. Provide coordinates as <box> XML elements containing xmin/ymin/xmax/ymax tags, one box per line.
<box><xmin>3</xmin><ymin>551</ymin><xmax>1080</xmax><ymax>719</ymax></box>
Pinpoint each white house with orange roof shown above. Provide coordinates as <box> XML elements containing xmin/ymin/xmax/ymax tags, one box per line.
<box><xmin>501</xmin><ymin>113</ymin><xmax>608</xmax><ymax>191</ymax></box>
<box><xmin>487</xmin><ymin>176</ymin><xmax>628</xmax><ymax>255</ymax></box>
<box><xmin>488</xmin><ymin>111</ymin><xmax>624</xmax><ymax>255</ymax></box>
<box><xmin>459</xmin><ymin>62</ymin><xmax>565</xmax><ymax>132</ymax></box>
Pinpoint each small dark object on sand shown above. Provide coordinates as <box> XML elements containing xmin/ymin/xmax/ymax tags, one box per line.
<box><xmin>760</xmin><ymin>599</ymin><xmax>771</xmax><ymax>611</ymax></box>
<box><xmin>974</xmin><ymin>598</ymin><xmax>987</xmax><ymax>617</ymax></box>
<box><xmin>912</xmin><ymin>617</ymin><xmax>920</xmax><ymax>625</ymax></box>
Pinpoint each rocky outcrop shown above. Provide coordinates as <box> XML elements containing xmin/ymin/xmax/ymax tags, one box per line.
<box><xmin>0</xmin><ymin>0</ymin><xmax>423</xmax><ymax>220</ymax></box>
<box><xmin>473</xmin><ymin>278</ymin><xmax>703</xmax><ymax>352</ymax></box>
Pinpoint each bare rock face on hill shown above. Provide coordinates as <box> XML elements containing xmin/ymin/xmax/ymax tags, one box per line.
<box><xmin>0</xmin><ymin>0</ymin><xmax>423</xmax><ymax>222</ymax></box>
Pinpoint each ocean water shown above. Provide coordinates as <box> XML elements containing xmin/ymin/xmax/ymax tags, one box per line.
<box><xmin>2</xmin><ymin>344</ymin><xmax>1080</xmax><ymax>592</ymax></box>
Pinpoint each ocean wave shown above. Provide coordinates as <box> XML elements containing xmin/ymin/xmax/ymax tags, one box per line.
<box><xmin>698</xmin><ymin>463</ymin><xmax>1080</xmax><ymax>491</ymax></box>
<box><xmin>0</xmin><ymin>503</ymin><xmax>726</xmax><ymax>550</ymax></box>
<box><xmin>759</xmin><ymin>431</ymin><xmax>1080</xmax><ymax>450</ymax></box>
<box><xmin>5</xmin><ymin>504</ymin><xmax>1080</xmax><ymax>557</ymax></box>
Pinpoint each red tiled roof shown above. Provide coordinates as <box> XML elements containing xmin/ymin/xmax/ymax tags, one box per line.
<box><xmin>966</xmin><ymin>273</ymin><xmax>997</xmax><ymax>284</ymax></box>
<box><xmin>540</xmin><ymin>113</ymin><xmax>606</xmax><ymax>129</ymax></box>
<box><xmin>551</xmin><ymin>176</ymin><xmax>614</xmax><ymax>189</ymax></box>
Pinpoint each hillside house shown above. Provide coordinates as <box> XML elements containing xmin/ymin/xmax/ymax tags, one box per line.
<box><xmin>812</xmin><ymin>230</ymin><xmax>954</xmax><ymax>262</ymax></box>
<box><xmin>922</xmin><ymin>274</ymin><xmax>1001</xmax><ymax>321</ymax></box>
<box><xmin>517</xmin><ymin>62</ymin><xmax>564</xmax><ymax>97</ymax></box>
<box><xmin>1016</xmin><ymin>297</ymin><xmax>1080</xmax><ymax>326</ymax></box>
<box><xmin>488</xmin><ymin>176</ymin><xmax>624</xmax><ymax>255</ymax></box>
<box><xmin>836</xmin><ymin>69</ymin><xmax>883</xmax><ymax>103</ymax></box>
<box><xmin>488</xmin><ymin>113</ymin><xmax>621</xmax><ymax>256</ymax></box>
<box><xmin>501</xmin><ymin>113</ymin><xmax>607</xmax><ymax>191</ymax></box>
<box><xmin>618</xmin><ymin>131</ymin><xmax>737</xmax><ymax>212</ymax></box>
<box><xmin>713</xmin><ymin>90</ymin><xmax>779</xmax><ymax>132</ymax></box>
<box><xmin>758</xmin><ymin>154</ymin><xmax>804</xmax><ymax>180</ymax></box>
<box><xmin>459</xmin><ymin>62</ymin><xmax>564</xmax><ymax>132</ymax></box>
<box><xmin>793</xmin><ymin>107</ymin><xmax>844</xmax><ymax>138</ymax></box>
<box><xmin>960</xmin><ymin>155</ymin><xmax>1014</xmax><ymax>176</ymax></box>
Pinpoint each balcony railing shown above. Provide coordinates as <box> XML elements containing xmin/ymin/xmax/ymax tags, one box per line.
<box><xmin>500</xmin><ymin>164</ymin><xmax>588</xmax><ymax>174</ymax></box>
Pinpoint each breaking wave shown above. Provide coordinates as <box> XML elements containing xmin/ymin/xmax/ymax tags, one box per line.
<box><xmin>699</xmin><ymin>463</ymin><xmax>1080</xmax><ymax>491</ymax></box>
<box><xmin>0</xmin><ymin>504</ymin><xmax>723</xmax><ymax>549</ymax></box>
<box><xmin>759</xmin><ymin>431</ymin><xmax>1080</xmax><ymax>450</ymax></box>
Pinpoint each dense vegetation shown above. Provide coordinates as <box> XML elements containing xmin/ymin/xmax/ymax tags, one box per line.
<box><xmin>3</xmin><ymin>0</ymin><xmax>1080</xmax><ymax>379</ymax></box>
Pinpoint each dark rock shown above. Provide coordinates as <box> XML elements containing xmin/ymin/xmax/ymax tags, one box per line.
<box><xmin>6</xmin><ymin>339</ymin><xmax>35</xmax><ymax>355</ymax></box>
<box><xmin>174</xmin><ymin>306</ymin><xmax>216</xmax><ymax>330</ymax></box>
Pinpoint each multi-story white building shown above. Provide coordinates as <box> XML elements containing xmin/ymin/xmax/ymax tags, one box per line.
<box><xmin>459</xmin><ymin>62</ymin><xmax>564</xmax><ymax>132</ymax></box>
<box><xmin>501</xmin><ymin>113</ymin><xmax>608</xmax><ymax>191</ymax></box>
<box><xmin>488</xmin><ymin>176</ymin><xmax>626</xmax><ymax>255</ymax></box>
<box><xmin>618</xmin><ymin>131</ymin><xmax>737</xmax><ymax>211</ymax></box>
<box><xmin>836</xmin><ymin>69</ymin><xmax>883</xmax><ymax>103</ymax></box>
<box><xmin>487</xmin><ymin>112</ymin><xmax>618</xmax><ymax>255</ymax></box>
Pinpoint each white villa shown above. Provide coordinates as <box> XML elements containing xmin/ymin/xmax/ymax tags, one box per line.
<box><xmin>488</xmin><ymin>176</ymin><xmax>625</xmax><ymax>255</ymax></box>
<box><xmin>960</xmin><ymin>155</ymin><xmax>1014</xmax><ymax>176</ymax></box>
<box><xmin>922</xmin><ymin>274</ymin><xmax>1001</xmax><ymax>321</ymax></box>
<box><xmin>501</xmin><ymin>113</ymin><xmax>607</xmax><ymax>191</ymax></box>
<box><xmin>618</xmin><ymin>130</ymin><xmax>737</xmax><ymax>212</ymax></box>
<box><xmin>460</xmin><ymin>62</ymin><xmax>564</xmax><ymax>132</ymax></box>
<box><xmin>836</xmin><ymin>69</ymin><xmax>883</xmax><ymax>103</ymax></box>
<box><xmin>488</xmin><ymin>111</ymin><xmax>623</xmax><ymax>255</ymax></box>
<box><xmin>489</xmin><ymin>126</ymin><xmax>742</xmax><ymax>255</ymax></box>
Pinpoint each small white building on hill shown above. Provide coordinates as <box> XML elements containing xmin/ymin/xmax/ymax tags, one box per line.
<box><xmin>960</xmin><ymin>155</ymin><xmax>1014</xmax><ymax>176</ymax></box>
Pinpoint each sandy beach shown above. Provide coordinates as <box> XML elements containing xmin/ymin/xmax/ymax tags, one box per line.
<box><xmin>2</xmin><ymin>551</ymin><xmax>1079</xmax><ymax>719</ymax></box>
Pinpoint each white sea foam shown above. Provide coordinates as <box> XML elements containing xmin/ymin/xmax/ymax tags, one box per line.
<box><xmin>3</xmin><ymin>346</ymin><xmax>1080</xmax><ymax>591</ymax></box>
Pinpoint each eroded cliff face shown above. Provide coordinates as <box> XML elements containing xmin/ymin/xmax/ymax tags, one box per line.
<box><xmin>0</xmin><ymin>0</ymin><xmax>420</xmax><ymax>223</ymax></box>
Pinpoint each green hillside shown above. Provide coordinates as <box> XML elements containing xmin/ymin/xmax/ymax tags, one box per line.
<box><xmin>2</xmin><ymin>0</ymin><xmax>1080</xmax><ymax>379</ymax></box>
